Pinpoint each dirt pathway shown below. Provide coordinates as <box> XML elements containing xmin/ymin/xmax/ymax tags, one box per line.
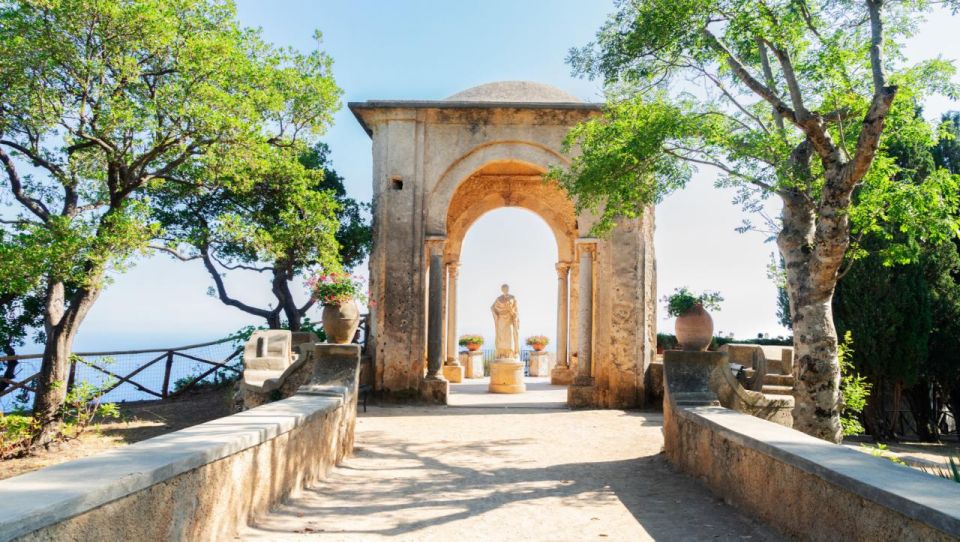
<box><xmin>242</xmin><ymin>405</ymin><xmax>781</xmax><ymax>541</ymax></box>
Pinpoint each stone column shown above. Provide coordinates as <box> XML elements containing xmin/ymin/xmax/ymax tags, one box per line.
<box><xmin>568</xmin><ymin>239</ymin><xmax>598</xmax><ymax>406</ymax></box>
<box><xmin>423</xmin><ymin>237</ymin><xmax>447</xmax><ymax>387</ymax></box>
<box><xmin>445</xmin><ymin>263</ymin><xmax>461</xmax><ymax>364</ymax></box>
<box><xmin>551</xmin><ymin>261</ymin><xmax>574</xmax><ymax>385</ymax></box>
<box><xmin>442</xmin><ymin>262</ymin><xmax>464</xmax><ymax>382</ymax></box>
<box><xmin>555</xmin><ymin>262</ymin><xmax>571</xmax><ymax>366</ymax></box>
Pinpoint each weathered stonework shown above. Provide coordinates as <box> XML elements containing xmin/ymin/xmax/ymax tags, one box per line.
<box><xmin>350</xmin><ymin>81</ymin><xmax>656</xmax><ymax>407</ymax></box>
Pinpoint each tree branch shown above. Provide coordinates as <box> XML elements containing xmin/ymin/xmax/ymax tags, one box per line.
<box><xmin>699</xmin><ymin>28</ymin><xmax>799</xmax><ymax>126</ymax></box>
<box><xmin>0</xmin><ymin>147</ymin><xmax>50</xmax><ymax>221</ymax></box>
<box><xmin>200</xmin><ymin>245</ymin><xmax>275</xmax><ymax>320</ymax></box>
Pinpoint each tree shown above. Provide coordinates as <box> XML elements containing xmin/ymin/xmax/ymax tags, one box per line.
<box><xmin>833</xmin><ymin>109</ymin><xmax>960</xmax><ymax>440</ymax></box>
<box><xmin>0</xmin><ymin>0</ymin><xmax>338</xmax><ymax>442</ymax></box>
<box><xmin>553</xmin><ymin>0</ymin><xmax>960</xmax><ymax>441</ymax></box>
<box><xmin>153</xmin><ymin>142</ymin><xmax>368</xmax><ymax>331</ymax></box>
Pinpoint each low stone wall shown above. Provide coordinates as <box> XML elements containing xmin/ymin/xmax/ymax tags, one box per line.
<box><xmin>0</xmin><ymin>344</ymin><xmax>361</xmax><ymax>542</ymax></box>
<box><xmin>663</xmin><ymin>352</ymin><xmax>960</xmax><ymax>541</ymax></box>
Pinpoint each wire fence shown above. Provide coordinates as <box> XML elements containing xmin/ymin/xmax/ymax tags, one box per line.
<box><xmin>0</xmin><ymin>337</ymin><xmax>243</xmax><ymax>413</ymax></box>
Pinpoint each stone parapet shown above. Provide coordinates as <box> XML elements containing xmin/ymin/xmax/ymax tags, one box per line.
<box><xmin>0</xmin><ymin>344</ymin><xmax>362</xmax><ymax>541</ymax></box>
<box><xmin>662</xmin><ymin>350</ymin><xmax>960</xmax><ymax>541</ymax></box>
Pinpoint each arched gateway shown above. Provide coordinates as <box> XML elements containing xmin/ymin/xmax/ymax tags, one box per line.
<box><xmin>350</xmin><ymin>81</ymin><xmax>656</xmax><ymax>408</ymax></box>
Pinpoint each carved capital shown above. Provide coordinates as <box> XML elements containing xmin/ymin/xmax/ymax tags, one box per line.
<box><xmin>446</xmin><ymin>261</ymin><xmax>461</xmax><ymax>279</ymax></box>
<box><xmin>575</xmin><ymin>238</ymin><xmax>599</xmax><ymax>259</ymax></box>
<box><xmin>424</xmin><ymin>235</ymin><xmax>446</xmax><ymax>257</ymax></box>
<box><xmin>555</xmin><ymin>261</ymin><xmax>572</xmax><ymax>278</ymax></box>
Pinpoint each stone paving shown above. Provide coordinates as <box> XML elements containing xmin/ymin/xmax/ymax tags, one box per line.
<box><xmin>241</xmin><ymin>392</ymin><xmax>782</xmax><ymax>542</ymax></box>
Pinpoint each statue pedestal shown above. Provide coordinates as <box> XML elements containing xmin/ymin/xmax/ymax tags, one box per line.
<box><xmin>488</xmin><ymin>358</ymin><xmax>526</xmax><ymax>394</ymax></box>
<box><xmin>461</xmin><ymin>351</ymin><xmax>485</xmax><ymax>378</ymax></box>
<box><xmin>528</xmin><ymin>351</ymin><xmax>550</xmax><ymax>377</ymax></box>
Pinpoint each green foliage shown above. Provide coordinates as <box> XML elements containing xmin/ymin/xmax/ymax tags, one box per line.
<box><xmin>458</xmin><ymin>335</ymin><xmax>484</xmax><ymax>347</ymax></box>
<box><xmin>298</xmin><ymin>143</ymin><xmax>372</xmax><ymax>271</ymax></box>
<box><xmin>307</xmin><ymin>272</ymin><xmax>367</xmax><ymax>306</ymax></box>
<box><xmin>172</xmin><ymin>366</ymin><xmax>239</xmax><ymax>394</ymax></box>
<box><xmin>662</xmin><ymin>287</ymin><xmax>723</xmax><ymax>317</ymax></box>
<box><xmin>525</xmin><ymin>335</ymin><xmax>549</xmax><ymax>347</ymax></box>
<box><xmin>838</xmin><ymin>332</ymin><xmax>871</xmax><ymax>436</ymax></box>
<box><xmin>656</xmin><ymin>333</ymin><xmax>678</xmax><ymax>350</ymax></box>
<box><xmin>861</xmin><ymin>443</ymin><xmax>907</xmax><ymax>465</ymax></box>
<box><xmin>0</xmin><ymin>413</ymin><xmax>37</xmax><ymax>458</ymax></box>
<box><xmin>834</xmin><ymin>111</ymin><xmax>960</xmax><ymax>440</ymax></box>
<box><xmin>0</xmin><ymin>366</ymin><xmax>119</xmax><ymax>458</ymax></box>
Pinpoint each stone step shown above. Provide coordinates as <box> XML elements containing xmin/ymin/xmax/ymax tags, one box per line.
<box><xmin>763</xmin><ymin>374</ymin><xmax>795</xmax><ymax>387</ymax></box>
<box><xmin>761</xmin><ymin>384</ymin><xmax>795</xmax><ymax>394</ymax></box>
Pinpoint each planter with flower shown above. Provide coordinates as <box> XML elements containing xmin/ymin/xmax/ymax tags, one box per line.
<box><xmin>309</xmin><ymin>272</ymin><xmax>367</xmax><ymax>344</ymax></box>
<box><xmin>458</xmin><ymin>335</ymin><xmax>484</xmax><ymax>352</ymax></box>
<box><xmin>663</xmin><ymin>287</ymin><xmax>723</xmax><ymax>351</ymax></box>
<box><xmin>525</xmin><ymin>335</ymin><xmax>549</xmax><ymax>352</ymax></box>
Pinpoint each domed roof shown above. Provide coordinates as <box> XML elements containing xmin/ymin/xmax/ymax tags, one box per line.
<box><xmin>444</xmin><ymin>81</ymin><xmax>582</xmax><ymax>103</ymax></box>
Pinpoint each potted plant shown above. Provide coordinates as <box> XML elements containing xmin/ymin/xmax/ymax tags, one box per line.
<box><xmin>458</xmin><ymin>334</ymin><xmax>484</xmax><ymax>352</ymax></box>
<box><xmin>308</xmin><ymin>272</ymin><xmax>367</xmax><ymax>344</ymax></box>
<box><xmin>663</xmin><ymin>287</ymin><xmax>723</xmax><ymax>351</ymax></box>
<box><xmin>525</xmin><ymin>335</ymin><xmax>549</xmax><ymax>352</ymax></box>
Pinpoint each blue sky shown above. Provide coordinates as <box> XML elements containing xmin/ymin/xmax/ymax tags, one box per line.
<box><xmin>51</xmin><ymin>1</ymin><xmax>959</xmax><ymax>351</ymax></box>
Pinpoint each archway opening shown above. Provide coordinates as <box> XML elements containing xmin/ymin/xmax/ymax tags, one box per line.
<box><xmin>446</xmin><ymin>207</ymin><xmax>570</xmax><ymax>407</ymax></box>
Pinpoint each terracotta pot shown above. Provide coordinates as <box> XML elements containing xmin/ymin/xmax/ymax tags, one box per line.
<box><xmin>466</xmin><ymin>343</ymin><xmax>481</xmax><ymax>352</ymax></box>
<box><xmin>322</xmin><ymin>299</ymin><xmax>361</xmax><ymax>344</ymax></box>
<box><xmin>675</xmin><ymin>303</ymin><xmax>714</xmax><ymax>351</ymax></box>
<box><xmin>531</xmin><ymin>343</ymin><xmax>545</xmax><ymax>352</ymax></box>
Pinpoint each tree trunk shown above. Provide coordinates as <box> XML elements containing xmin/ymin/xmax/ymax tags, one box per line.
<box><xmin>778</xmin><ymin>190</ymin><xmax>843</xmax><ymax>443</ymax></box>
<box><xmin>31</xmin><ymin>279</ymin><xmax>100</xmax><ymax>445</ymax></box>
<box><xmin>271</xmin><ymin>265</ymin><xmax>302</xmax><ymax>331</ymax></box>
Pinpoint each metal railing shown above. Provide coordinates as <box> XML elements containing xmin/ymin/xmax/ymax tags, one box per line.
<box><xmin>0</xmin><ymin>337</ymin><xmax>243</xmax><ymax>411</ymax></box>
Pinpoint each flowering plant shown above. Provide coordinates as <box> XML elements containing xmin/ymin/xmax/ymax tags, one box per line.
<box><xmin>525</xmin><ymin>335</ymin><xmax>549</xmax><ymax>347</ymax></box>
<box><xmin>307</xmin><ymin>272</ymin><xmax>368</xmax><ymax>306</ymax></box>
<box><xmin>662</xmin><ymin>287</ymin><xmax>723</xmax><ymax>317</ymax></box>
<box><xmin>458</xmin><ymin>335</ymin><xmax>484</xmax><ymax>347</ymax></box>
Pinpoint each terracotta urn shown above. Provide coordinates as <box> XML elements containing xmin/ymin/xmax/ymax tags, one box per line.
<box><xmin>466</xmin><ymin>343</ymin><xmax>481</xmax><ymax>352</ymax></box>
<box><xmin>322</xmin><ymin>299</ymin><xmax>361</xmax><ymax>344</ymax></box>
<box><xmin>531</xmin><ymin>343</ymin><xmax>545</xmax><ymax>352</ymax></box>
<box><xmin>675</xmin><ymin>303</ymin><xmax>714</xmax><ymax>351</ymax></box>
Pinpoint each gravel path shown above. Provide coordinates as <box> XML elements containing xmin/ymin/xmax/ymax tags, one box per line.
<box><xmin>241</xmin><ymin>405</ymin><xmax>782</xmax><ymax>541</ymax></box>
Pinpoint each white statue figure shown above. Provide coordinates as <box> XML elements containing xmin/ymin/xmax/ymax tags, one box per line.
<box><xmin>491</xmin><ymin>284</ymin><xmax>520</xmax><ymax>359</ymax></box>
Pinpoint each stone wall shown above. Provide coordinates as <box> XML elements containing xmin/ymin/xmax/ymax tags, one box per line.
<box><xmin>0</xmin><ymin>346</ymin><xmax>361</xmax><ymax>541</ymax></box>
<box><xmin>662</xmin><ymin>352</ymin><xmax>960</xmax><ymax>541</ymax></box>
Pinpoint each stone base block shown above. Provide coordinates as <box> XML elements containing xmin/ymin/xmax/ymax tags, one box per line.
<box><xmin>463</xmin><ymin>351</ymin><xmax>485</xmax><ymax>378</ymax></box>
<box><xmin>567</xmin><ymin>377</ymin><xmax>595</xmax><ymax>408</ymax></box>
<box><xmin>550</xmin><ymin>365</ymin><xmax>574</xmax><ymax>385</ymax></box>
<box><xmin>528</xmin><ymin>351</ymin><xmax>550</xmax><ymax>376</ymax></box>
<box><xmin>488</xmin><ymin>359</ymin><xmax>526</xmax><ymax>394</ymax></box>
<box><xmin>420</xmin><ymin>376</ymin><xmax>449</xmax><ymax>404</ymax></box>
<box><xmin>442</xmin><ymin>363</ymin><xmax>464</xmax><ymax>383</ymax></box>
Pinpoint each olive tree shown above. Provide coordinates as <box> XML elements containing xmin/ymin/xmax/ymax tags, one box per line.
<box><xmin>553</xmin><ymin>0</ymin><xmax>959</xmax><ymax>441</ymax></box>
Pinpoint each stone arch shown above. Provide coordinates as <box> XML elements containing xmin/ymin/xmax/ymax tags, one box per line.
<box><xmin>442</xmin><ymin>162</ymin><xmax>577</xmax><ymax>264</ymax></box>
<box><xmin>426</xmin><ymin>140</ymin><xmax>571</xmax><ymax>236</ymax></box>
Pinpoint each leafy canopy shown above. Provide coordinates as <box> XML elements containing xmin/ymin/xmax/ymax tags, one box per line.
<box><xmin>552</xmin><ymin>0</ymin><xmax>960</xmax><ymax>266</ymax></box>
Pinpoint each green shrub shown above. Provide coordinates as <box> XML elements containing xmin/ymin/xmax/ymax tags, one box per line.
<box><xmin>839</xmin><ymin>332</ymin><xmax>871</xmax><ymax>436</ymax></box>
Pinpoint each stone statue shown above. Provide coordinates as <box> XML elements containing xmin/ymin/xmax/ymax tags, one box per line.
<box><xmin>491</xmin><ymin>284</ymin><xmax>520</xmax><ymax>359</ymax></box>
